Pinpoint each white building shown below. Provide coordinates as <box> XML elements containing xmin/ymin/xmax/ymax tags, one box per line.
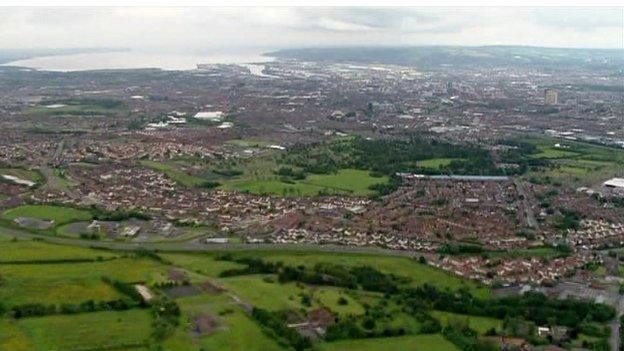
<box><xmin>604</xmin><ymin>178</ymin><xmax>624</xmax><ymax>188</ymax></box>
<box><xmin>194</xmin><ymin>111</ymin><xmax>224</xmax><ymax>121</ymax></box>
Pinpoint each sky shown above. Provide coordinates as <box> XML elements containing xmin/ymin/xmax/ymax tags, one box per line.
<box><xmin>0</xmin><ymin>7</ymin><xmax>622</xmax><ymax>52</ymax></box>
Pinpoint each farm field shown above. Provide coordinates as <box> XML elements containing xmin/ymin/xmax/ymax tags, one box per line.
<box><xmin>0</xmin><ymin>235</ymin><xmax>600</xmax><ymax>351</ymax></box>
<box><xmin>0</xmin><ymin>239</ymin><xmax>116</xmax><ymax>262</ymax></box>
<box><xmin>317</xmin><ymin>334</ymin><xmax>460</xmax><ymax>351</ymax></box>
<box><xmin>2</xmin><ymin>205</ymin><xmax>92</xmax><ymax>226</ymax></box>
<box><xmin>0</xmin><ymin>256</ymin><xmax>167</xmax><ymax>305</ymax></box>
<box><xmin>0</xmin><ymin>310</ymin><xmax>151</xmax><ymax>351</ymax></box>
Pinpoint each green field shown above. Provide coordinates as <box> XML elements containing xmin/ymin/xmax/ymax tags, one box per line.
<box><xmin>431</xmin><ymin>311</ymin><xmax>502</xmax><ymax>334</ymax></box>
<box><xmin>417</xmin><ymin>158</ymin><xmax>463</xmax><ymax>168</ymax></box>
<box><xmin>0</xmin><ymin>257</ymin><xmax>167</xmax><ymax>305</ymax></box>
<box><xmin>13</xmin><ymin>310</ymin><xmax>151</xmax><ymax>351</ymax></box>
<box><xmin>51</xmin><ymin>168</ymin><xmax>77</xmax><ymax>188</ymax></box>
<box><xmin>530</xmin><ymin>148</ymin><xmax>580</xmax><ymax>159</ymax></box>
<box><xmin>221</xmin><ymin>275</ymin><xmax>314</xmax><ymax>311</ymax></box>
<box><xmin>0</xmin><ymin>168</ymin><xmax>44</xmax><ymax>185</ymax></box>
<box><xmin>226</xmin><ymin>169</ymin><xmax>388</xmax><ymax>197</ymax></box>
<box><xmin>317</xmin><ymin>334</ymin><xmax>459</xmax><ymax>351</ymax></box>
<box><xmin>226</xmin><ymin>139</ymin><xmax>275</xmax><ymax>148</ymax></box>
<box><xmin>225</xmin><ymin>250</ymin><xmax>490</xmax><ymax>298</ymax></box>
<box><xmin>2</xmin><ymin>205</ymin><xmax>92</xmax><ymax>226</ymax></box>
<box><xmin>162</xmin><ymin>294</ymin><xmax>285</xmax><ymax>351</ymax></box>
<box><xmin>0</xmin><ymin>239</ymin><xmax>116</xmax><ymax>262</ymax></box>
<box><xmin>140</xmin><ymin>160</ymin><xmax>209</xmax><ymax>187</ymax></box>
<box><xmin>314</xmin><ymin>288</ymin><xmax>366</xmax><ymax>316</ymax></box>
<box><xmin>524</xmin><ymin>136</ymin><xmax>624</xmax><ymax>185</ymax></box>
<box><xmin>158</xmin><ymin>253</ymin><xmax>247</xmax><ymax>278</ymax></box>
<box><xmin>487</xmin><ymin>246</ymin><xmax>559</xmax><ymax>259</ymax></box>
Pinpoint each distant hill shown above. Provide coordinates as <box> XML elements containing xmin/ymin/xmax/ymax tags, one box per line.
<box><xmin>267</xmin><ymin>46</ymin><xmax>624</xmax><ymax>70</ymax></box>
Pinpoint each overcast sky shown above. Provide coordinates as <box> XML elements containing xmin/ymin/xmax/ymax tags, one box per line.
<box><xmin>0</xmin><ymin>7</ymin><xmax>622</xmax><ymax>51</ymax></box>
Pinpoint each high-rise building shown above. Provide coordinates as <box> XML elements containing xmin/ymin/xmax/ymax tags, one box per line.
<box><xmin>544</xmin><ymin>89</ymin><xmax>558</xmax><ymax>105</ymax></box>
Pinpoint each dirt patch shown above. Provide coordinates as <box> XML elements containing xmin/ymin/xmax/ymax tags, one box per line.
<box><xmin>194</xmin><ymin>313</ymin><xmax>220</xmax><ymax>335</ymax></box>
<box><xmin>163</xmin><ymin>285</ymin><xmax>202</xmax><ymax>299</ymax></box>
<box><xmin>200</xmin><ymin>280</ymin><xmax>226</xmax><ymax>294</ymax></box>
<box><xmin>168</xmin><ymin>268</ymin><xmax>190</xmax><ymax>283</ymax></box>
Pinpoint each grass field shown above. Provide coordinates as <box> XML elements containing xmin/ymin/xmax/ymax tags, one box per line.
<box><xmin>158</xmin><ymin>253</ymin><xmax>247</xmax><ymax>278</ymax></box>
<box><xmin>487</xmin><ymin>246</ymin><xmax>559</xmax><ymax>259</ymax></box>
<box><xmin>14</xmin><ymin>310</ymin><xmax>151</xmax><ymax>351</ymax></box>
<box><xmin>0</xmin><ymin>257</ymin><xmax>167</xmax><ymax>305</ymax></box>
<box><xmin>226</xmin><ymin>169</ymin><xmax>388</xmax><ymax>197</ymax></box>
<box><xmin>530</xmin><ymin>148</ymin><xmax>580</xmax><ymax>159</ymax></box>
<box><xmin>226</xmin><ymin>250</ymin><xmax>490</xmax><ymax>298</ymax></box>
<box><xmin>314</xmin><ymin>288</ymin><xmax>365</xmax><ymax>315</ymax></box>
<box><xmin>317</xmin><ymin>334</ymin><xmax>459</xmax><ymax>351</ymax></box>
<box><xmin>51</xmin><ymin>168</ymin><xmax>77</xmax><ymax>188</ymax></box>
<box><xmin>431</xmin><ymin>311</ymin><xmax>502</xmax><ymax>334</ymax></box>
<box><xmin>162</xmin><ymin>294</ymin><xmax>285</xmax><ymax>351</ymax></box>
<box><xmin>220</xmin><ymin>275</ymin><xmax>310</xmax><ymax>311</ymax></box>
<box><xmin>2</xmin><ymin>205</ymin><xmax>92</xmax><ymax>226</ymax></box>
<box><xmin>140</xmin><ymin>160</ymin><xmax>209</xmax><ymax>187</ymax></box>
<box><xmin>0</xmin><ymin>239</ymin><xmax>116</xmax><ymax>262</ymax></box>
<box><xmin>417</xmin><ymin>158</ymin><xmax>463</xmax><ymax>168</ymax></box>
<box><xmin>225</xmin><ymin>139</ymin><xmax>275</xmax><ymax>148</ymax></box>
<box><xmin>0</xmin><ymin>168</ymin><xmax>44</xmax><ymax>185</ymax></box>
<box><xmin>524</xmin><ymin>136</ymin><xmax>624</xmax><ymax>185</ymax></box>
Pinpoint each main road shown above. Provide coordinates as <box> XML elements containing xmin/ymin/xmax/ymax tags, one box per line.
<box><xmin>0</xmin><ymin>224</ymin><xmax>418</xmax><ymax>258</ymax></box>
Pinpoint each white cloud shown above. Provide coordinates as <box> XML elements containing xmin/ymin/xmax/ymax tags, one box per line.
<box><xmin>0</xmin><ymin>7</ymin><xmax>621</xmax><ymax>50</ymax></box>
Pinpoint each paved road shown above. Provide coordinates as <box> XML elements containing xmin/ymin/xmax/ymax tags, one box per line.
<box><xmin>0</xmin><ymin>224</ymin><xmax>418</xmax><ymax>257</ymax></box>
<box><xmin>514</xmin><ymin>179</ymin><xmax>538</xmax><ymax>229</ymax></box>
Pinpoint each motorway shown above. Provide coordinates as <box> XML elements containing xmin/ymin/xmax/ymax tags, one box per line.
<box><xmin>0</xmin><ymin>224</ymin><xmax>417</xmax><ymax>257</ymax></box>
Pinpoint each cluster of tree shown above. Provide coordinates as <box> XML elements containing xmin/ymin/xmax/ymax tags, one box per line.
<box><xmin>10</xmin><ymin>298</ymin><xmax>139</xmax><ymax>319</ymax></box>
<box><xmin>151</xmin><ymin>297</ymin><xmax>181</xmax><ymax>340</ymax></box>
<box><xmin>251</xmin><ymin>308</ymin><xmax>312</xmax><ymax>351</ymax></box>
<box><xmin>368</xmin><ymin>174</ymin><xmax>403</xmax><ymax>197</ymax></box>
<box><xmin>280</xmin><ymin>264</ymin><xmax>400</xmax><ymax>294</ymax></box>
<box><xmin>438</xmin><ymin>243</ymin><xmax>484</xmax><ymax>255</ymax></box>
<box><xmin>402</xmin><ymin>285</ymin><xmax>614</xmax><ymax>329</ymax></box>
<box><xmin>217</xmin><ymin>256</ymin><xmax>281</xmax><ymax>277</ymax></box>
<box><xmin>90</xmin><ymin>205</ymin><xmax>151</xmax><ymax>221</ymax></box>
<box><xmin>197</xmin><ymin>181</ymin><xmax>221</xmax><ymax>189</ymax></box>
<box><xmin>325</xmin><ymin>316</ymin><xmax>409</xmax><ymax>341</ymax></box>
<box><xmin>442</xmin><ymin>324</ymin><xmax>498</xmax><ymax>351</ymax></box>
<box><xmin>102</xmin><ymin>277</ymin><xmax>146</xmax><ymax>305</ymax></box>
<box><xmin>326</xmin><ymin>298</ymin><xmax>441</xmax><ymax>341</ymax></box>
<box><xmin>213</xmin><ymin>168</ymin><xmax>243</xmax><ymax>177</ymax></box>
<box><xmin>217</xmin><ymin>256</ymin><xmax>402</xmax><ymax>294</ymax></box>
<box><xmin>620</xmin><ymin>315</ymin><xmax>624</xmax><ymax>350</ymax></box>
<box><xmin>350</xmin><ymin>136</ymin><xmax>502</xmax><ymax>176</ymax></box>
<box><xmin>275</xmin><ymin>167</ymin><xmax>306</xmax><ymax>180</ymax></box>
<box><xmin>554</xmin><ymin>208</ymin><xmax>582</xmax><ymax>231</ymax></box>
